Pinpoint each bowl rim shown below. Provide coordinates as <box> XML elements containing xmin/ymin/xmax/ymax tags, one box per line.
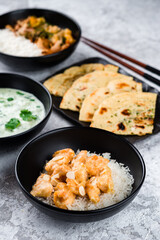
<box><xmin>15</xmin><ymin>126</ymin><xmax>146</xmax><ymax>215</ymax></box>
<box><xmin>0</xmin><ymin>8</ymin><xmax>81</xmax><ymax>59</ymax></box>
<box><xmin>0</xmin><ymin>72</ymin><xmax>52</xmax><ymax>140</ymax></box>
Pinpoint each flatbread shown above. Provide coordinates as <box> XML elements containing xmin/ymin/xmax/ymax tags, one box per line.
<box><xmin>104</xmin><ymin>64</ymin><xmax>119</xmax><ymax>73</ymax></box>
<box><xmin>81</xmin><ymin>63</ymin><xmax>118</xmax><ymax>73</ymax></box>
<box><xmin>43</xmin><ymin>71</ymin><xmax>85</xmax><ymax>97</ymax></box>
<box><xmin>81</xmin><ymin>63</ymin><xmax>105</xmax><ymax>72</ymax></box>
<box><xmin>60</xmin><ymin>71</ymin><xmax>133</xmax><ymax>111</ymax></box>
<box><xmin>90</xmin><ymin>92</ymin><xmax>157</xmax><ymax>135</ymax></box>
<box><xmin>43</xmin><ymin>73</ymin><xmax>64</xmax><ymax>94</ymax></box>
<box><xmin>106</xmin><ymin>78</ymin><xmax>142</xmax><ymax>92</ymax></box>
<box><xmin>79</xmin><ymin>79</ymin><xmax>142</xmax><ymax>122</ymax></box>
<box><xmin>64</xmin><ymin>66</ymin><xmax>85</xmax><ymax>76</ymax></box>
<box><xmin>43</xmin><ymin>63</ymin><xmax>119</xmax><ymax>97</ymax></box>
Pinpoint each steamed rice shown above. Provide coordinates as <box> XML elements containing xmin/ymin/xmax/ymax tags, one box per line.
<box><xmin>38</xmin><ymin>151</ymin><xmax>134</xmax><ymax>211</ymax></box>
<box><xmin>0</xmin><ymin>29</ymin><xmax>42</xmax><ymax>57</ymax></box>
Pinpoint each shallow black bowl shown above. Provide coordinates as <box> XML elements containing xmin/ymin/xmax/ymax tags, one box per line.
<box><xmin>0</xmin><ymin>73</ymin><xmax>52</xmax><ymax>143</ymax></box>
<box><xmin>15</xmin><ymin>127</ymin><xmax>145</xmax><ymax>222</ymax></box>
<box><xmin>0</xmin><ymin>8</ymin><xmax>81</xmax><ymax>68</ymax></box>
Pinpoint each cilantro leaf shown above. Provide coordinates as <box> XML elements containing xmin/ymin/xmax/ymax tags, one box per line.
<box><xmin>20</xmin><ymin>109</ymin><xmax>37</xmax><ymax>121</ymax></box>
<box><xmin>16</xmin><ymin>91</ymin><xmax>24</xmax><ymax>95</ymax></box>
<box><xmin>7</xmin><ymin>97</ymin><xmax>14</xmax><ymax>101</ymax></box>
<box><xmin>5</xmin><ymin>118</ymin><xmax>21</xmax><ymax>130</ymax></box>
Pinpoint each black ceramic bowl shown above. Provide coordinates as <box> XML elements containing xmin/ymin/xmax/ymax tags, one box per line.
<box><xmin>0</xmin><ymin>73</ymin><xmax>52</xmax><ymax>143</ymax></box>
<box><xmin>15</xmin><ymin>127</ymin><xmax>145</xmax><ymax>222</ymax></box>
<box><xmin>0</xmin><ymin>8</ymin><xmax>81</xmax><ymax>67</ymax></box>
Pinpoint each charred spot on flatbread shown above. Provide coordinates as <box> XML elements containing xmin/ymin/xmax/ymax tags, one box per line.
<box><xmin>99</xmin><ymin>107</ymin><xmax>107</xmax><ymax>114</ymax></box>
<box><xmin>88</xmin><ymin>113</ymin><xmax>94</xmax><ymax>119</ymax></box>
<box><xmin>117</xmin><ymin>122</ymin><xmax>126</xmax><ymax>131</ymax></box>
<box><xmin>134</xmin><ymin>117</ymin><xmax>144</xmax><ymax>124</ymax></box>
<box><xmin>121</xmin><ymin>109</ymin><xmax>131</xmax><ymax>116</ymax></box>
<box><xmin>116</xmin><ymin>83</ymin><xmax>129</xmax><ymax>89</ymax></box>
<box><xmin>135</xmin><ymin>125</ymin><xmax>145</xmax><ymax>129</ymax></box>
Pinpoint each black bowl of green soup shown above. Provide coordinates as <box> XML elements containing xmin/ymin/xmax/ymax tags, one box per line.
<box><xmin>0</xmin><ymin>73</ymin><xmax>52</xmax><ymax>142</ymax></box>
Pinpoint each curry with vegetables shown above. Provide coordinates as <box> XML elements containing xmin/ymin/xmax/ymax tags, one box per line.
<box><xmin>6</xmin><ymin>16</ymin><xmax>75</xmax><ymax>55</ymax></box>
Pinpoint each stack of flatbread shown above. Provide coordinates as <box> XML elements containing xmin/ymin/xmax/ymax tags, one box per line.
<box><xmin>44</xmin><ymin>63</ymin><xmax>118</xmax><ymax>97</ymax></box>
<box><xmin>44</xmin><ymin>63</ymin><xmax>157</xmax><ymax>136</ymax></box>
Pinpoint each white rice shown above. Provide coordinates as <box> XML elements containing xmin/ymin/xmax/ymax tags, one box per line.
<box><xmin>0</xmin><ymin>29</ymin><xmax>42</xmax><ymax>57</ymax></box>
<box><xmin>38</xmin><ymin>152</ymin><xmax>134</xmax><ymax>211</ymax></box>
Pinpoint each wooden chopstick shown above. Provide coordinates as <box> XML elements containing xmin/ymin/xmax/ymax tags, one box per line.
<box><xmin>81</xmin><ymin>36</ymin><xmax>160</xmax><ymax>76</ymax></box>
<box><xmin>81</xmin><ymin>37</ymin><xmax>160</xmax><ymax>86</ymax></box>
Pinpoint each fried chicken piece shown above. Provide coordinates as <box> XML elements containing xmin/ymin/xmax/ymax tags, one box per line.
<box><xmin>72</xmin><ymin>150</ymin><xmax>88</xmax><ymax>170</ymax></box>
<box><xmin>67</xmin><ymin>151</ymin><xmax>88</xmax><ymax>196</ymax></box>
<box><xmin>45</xmin><ymin>148</ymin><xmax>75</xmax><ymax>174</ymax></box>
<box><xmin>74</xmin><ymin>165</ymin><xmax>88</xmax><ymax>187</ymax></box>
<box><xmin>51</xmin><ymin>164</ymin><xmax>71</xmax><ymax>186</ymax></box>
<box><xmin>54</xmin><ymin>182</ymin><xmax>75</xmax><ymax>209</ymax></box>
<box><xmin>67</xmin><ymin>178</ymin><xmax>86</xmax><ymax>197</ymax></box>
<box><xmin>86</xmin><ymin>155</ymin><xmax>109</xmax><ymax>176</ymax></box>
<box><xmin>97</xmin><ymin>168</ymin><xmax>114</xmax><ymax>193</ymax></box>
<box><xmin>86</xmin><ymin>177</ymin><xmax>100</xmax><ymax>203</ymax></box>
<box><xmin>66</xmin><ymin>179</ymin><xmax>79</xmax><ymax>195</ymax></box>
<box><xmin>86</xmin><ymin>166</ymin><xmax>114</xmax><ymax>203</ymax></box>
<box><xmin>30</xmin><ymin>173</ymin><xmax>53</xmax><ymax>198</ymax></box>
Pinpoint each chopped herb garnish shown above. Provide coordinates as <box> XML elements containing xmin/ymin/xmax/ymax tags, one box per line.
<box><xmin>20</xmin><ymin>109</ymin><xmax>37</xmax><ymax>121</ymax></box>
<box><xmin>5</xmin><ymin>118</ymin><xmax>20</xmax><ymax>130</ymax></box>
<box><xmin>47</xmin><ymin>32</ymin><xmax>54</xmax><ymax>39</ymax></box>
<box><xmin>148</xmin><ymin>108</ymin><xmax>154</xmax><ymax>112</ymax></box>
<box><xmin>16</xmin><ymin>91</ymin><xmax>24</xmax><ymax>95</ymax></box>
<box><xmin>36</xmin><ymin>106</ymin><xmax>40</xmax><ymax>108</ymax></box>
<box><xmin>7</xmin><ymin>97</ymin><xmax>14</xmax><ymax>101</ymax></box>
<box><xmin>146</xmin><ymin>115</ymin><xmax>154</xmax><ymax>119</ymax></box>
<box><xmin>30</xmin><ymin>99</ymin><xmax>35</xmax><ymax>101</ymax></box>
<box><xmin>0</xmin><ymin>100</ymin><xmax>4</xmax><ymax>103</ymax></box>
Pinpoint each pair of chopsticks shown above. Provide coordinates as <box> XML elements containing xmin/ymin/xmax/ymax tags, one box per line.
<box><xmin>81</xmin><ymin>36</ymin><xmax>160</xmax><ymax>86</ymax></box>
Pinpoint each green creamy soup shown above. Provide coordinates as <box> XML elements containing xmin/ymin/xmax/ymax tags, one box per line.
<box><xmin>0</xmin><ymin>88</ymin><xmax>45</xmax><ymax>137</ymax></box>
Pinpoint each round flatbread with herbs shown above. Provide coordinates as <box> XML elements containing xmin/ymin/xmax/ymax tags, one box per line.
<box><xmin>60</xmin><ymin>71</ymin><xmax>133</xmax><ymax>111</ymax></box>
<box><xmin>91</xmin><ymin>92</ymin><xmax>157</xmax><ymax>136</ymax></box>
<box><xmin>79</xmin><ymin>79</ymin><xmax>142</xmax><ymax>122</ymax></box>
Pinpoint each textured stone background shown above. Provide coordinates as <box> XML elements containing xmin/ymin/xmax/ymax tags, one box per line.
<box><xmin>0</xmin><ymin>0</ymin><xmax>160</xmax><ymax>239</ymax></box>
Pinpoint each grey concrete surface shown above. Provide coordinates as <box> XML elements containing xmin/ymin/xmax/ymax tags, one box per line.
<box><xmin>0</xmin><ymin>0</ymin><xmax>160</xmax><ymax>239</ymax></box>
